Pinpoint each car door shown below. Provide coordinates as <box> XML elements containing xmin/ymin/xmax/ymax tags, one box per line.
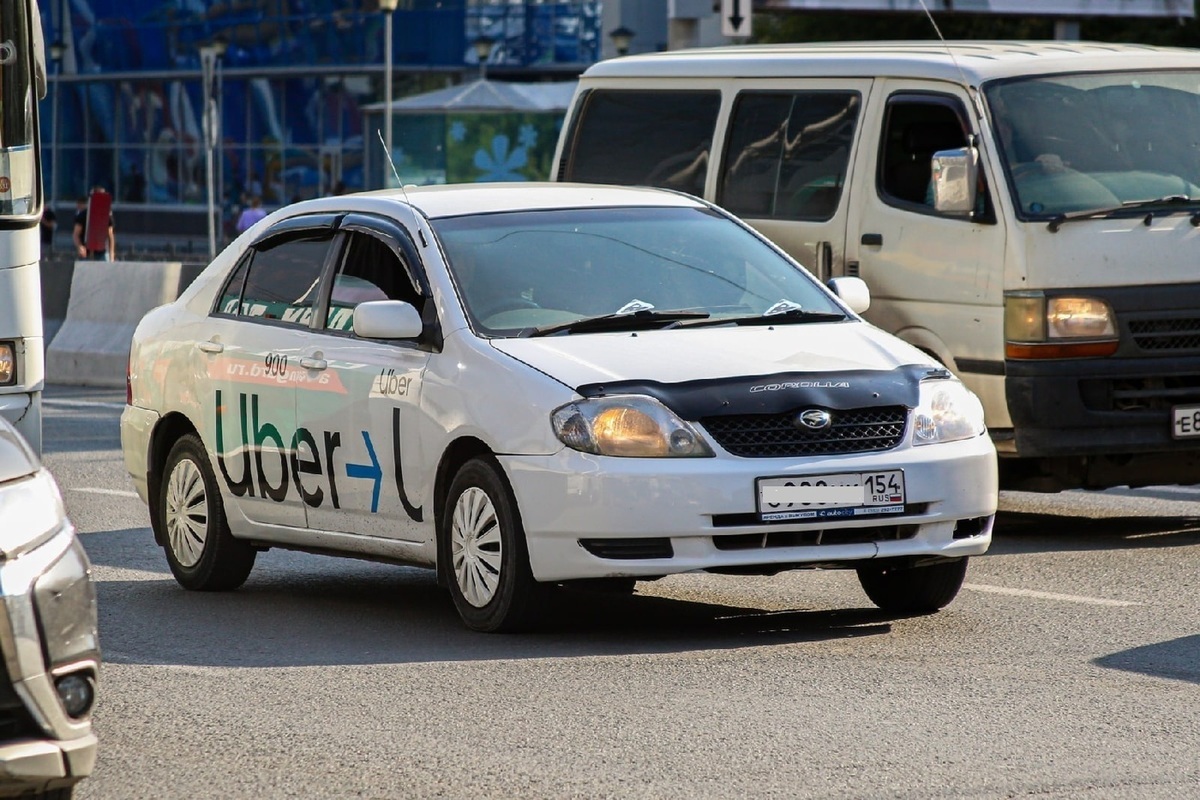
<box><xmin>716</xmin><ymin>79</ymin><xmax>873</xmax><ymax>282</ymax></box>
<box><xmin>200</xmin><ymin>217</ymin><xmax>339</xmax><ymax>529</ymax></box>
<box><xmin>295</xmin><ymin>216</ymin><xmax>435</xmax><ymax>542</ymax></box>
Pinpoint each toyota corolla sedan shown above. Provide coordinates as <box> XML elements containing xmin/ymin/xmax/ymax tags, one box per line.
<box><xmin>0</xmin><ymin>418</ymin><xmax>98</xmax><ymax>798</ymax></box>
<box><xmin>120</xmin><ymin>183</ymin><xmax>996</xmax><ymax>632</ymax></box>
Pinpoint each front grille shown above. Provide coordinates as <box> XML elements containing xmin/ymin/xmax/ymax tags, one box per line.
<box><xmin>1081</xmin><ymin>375</ymin><xmax>1200</xmax><ymax>412</ymax></box>
<box><xmin>0</xmin><ymin>651</ymin><xmax>39</xmax><ymax>743</ymax></box>
<box><xmin>1129</xmin><ymin>317</ymin><xmax>1200</xmax><ymax>352</ymax></box>
<box><xmin>701</xmin><ymin>406</ymin><xmax>907</xmax><ymax>457</ymax></box>
<box><xmin>713</xmin><ymin>525</ymin><xmax>918</xmax><ymax>550</ymax></box>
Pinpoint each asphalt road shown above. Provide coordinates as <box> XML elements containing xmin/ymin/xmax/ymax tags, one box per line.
<box><xmin>42</xmin><ymin>385</ymin><xmax>1200</xmax><ymax>800</ymax></box>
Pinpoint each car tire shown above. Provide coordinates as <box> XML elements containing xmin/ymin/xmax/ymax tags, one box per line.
<box><xmin>34</xmin><ymin>788</ymin><xmax>74</xmax><ymax>799</ymax></box>
<box><xmin>159</xmin><ymin>434</ymin><xmax>256</xmax><ymax>591</ymax></box>
<box><xmin>856</xmin><ymin>558</ymin><xmax>969</xmax><ymax>614</ymax></box>
<box><xmin>443</xmin><ymin>457</ymin><xmax>544</xmax><ymax>632</ymax></box>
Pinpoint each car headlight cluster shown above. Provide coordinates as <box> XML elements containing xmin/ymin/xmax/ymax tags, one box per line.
<box><xmin>1004</xmin><ymin>292</ymin><xmax>1118</xmax><ymax>359</ymax></box>
<box><xmin>912</xmin><ymin>379</ymin><xmax>986</xmax><ymax>446</ymax></box>
<box><xmin>552</xmin><ymin>395</ymin><xmax>714</xmax><ymax>457</ymax></box>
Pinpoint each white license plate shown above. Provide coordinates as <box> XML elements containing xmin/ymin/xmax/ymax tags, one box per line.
<box><xmin>1173</xmin><ymin>405</ymin><xmax>1200</xmax><ymax>439</ymax></box>
<box><xmin>757</xmin><ymin>470</ymin><xmax>906</xmax><ymax>522</ymax></box>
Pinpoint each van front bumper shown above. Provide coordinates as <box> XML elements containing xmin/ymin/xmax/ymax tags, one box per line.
<box><xmin>501</xmin><ymin>434</ymin><xmax>996</xmax><ymax>583</ymax></box>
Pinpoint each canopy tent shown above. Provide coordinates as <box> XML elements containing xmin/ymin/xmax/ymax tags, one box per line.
<box><xmin>363</xmin><ymin>79</ymin><xmax>578</xmax><ymax>187</ymax></box>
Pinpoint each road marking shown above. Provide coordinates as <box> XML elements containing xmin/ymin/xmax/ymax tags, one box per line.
<box><xmin>72</xmin><ymin>487</ymin><xmax>140</xmax><ymax>499</ymax></box>
<box><xmin>965</xmin><ymin>583</ymin><xmax>1140</xmax><ymax>607</ymax></box>
<box><xmin>44</xmin><ymin>399</ymin><xmax>125</xmax><ymax>411</ymax></box>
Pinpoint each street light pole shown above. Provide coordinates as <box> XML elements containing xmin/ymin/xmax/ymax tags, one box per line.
<box><xmin>379</xmin><ymin>0</ymin><xmax>398</xmax><ymax>188</ymax></box>
<box><xmin>199</xmin><ymin>40</ymin><xmax>225</xmax><ymax>260</ymax></box>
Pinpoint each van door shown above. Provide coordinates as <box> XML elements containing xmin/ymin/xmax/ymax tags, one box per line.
<box><xmin>716</xmin><ymin>80</ymin><xmax>872</xmax><ymax>282</ymax></box>
<box><xmin>844</xmin><ymin>84</ymin><xmax>1008</xmax><ymax>413</ymax></box>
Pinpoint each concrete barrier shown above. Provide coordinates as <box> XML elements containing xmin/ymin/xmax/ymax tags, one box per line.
<box><xmin>46</xmin><ymin>261</ymin><xmax>184</xmax><ymax>387</ymax></box>
<box><xmin>39</xmin><ymin>259</ymin><xmax>76</xmax><ymax>345</ymax></box>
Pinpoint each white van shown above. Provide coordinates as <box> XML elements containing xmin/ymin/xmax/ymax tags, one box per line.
<box><xmin>553</xmin><ymin>41</ymin><xmax>1200</xmax><ymax>491</ymax></box>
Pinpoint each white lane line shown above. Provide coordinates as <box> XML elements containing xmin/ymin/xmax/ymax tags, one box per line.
<box><xmin>965</xmin><ymin>583</ymin><xmax>1141</xmax><ymax>607</ymax></box>
<box><xmin>72</xmin><ymin>487</ymin><xmax>140</xmax><ymax>499</ymax></box>
<box><xmin>44</xmin><ymin>399</ymin><xmax>125</xmax><ymax>411</ymax></box>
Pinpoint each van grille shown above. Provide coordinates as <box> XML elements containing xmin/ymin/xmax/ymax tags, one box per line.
<box><xmin>1129</xmin><ymin>318</ymin><xmax>1200</xmax><ymax>352</ymax></box>
<box><xmin>1082</xmin><ymin>375</ymin><xmax>1200</xmax><ymax>412</ymax></box>
<box><xmin>701</xmin><ymin>406</ymin><xmax>908</xmax><ymax>457</ymax></box>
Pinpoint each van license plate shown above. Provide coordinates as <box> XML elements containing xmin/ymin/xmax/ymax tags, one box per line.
<box><xmin>1172</xmin><ymin>405</ymin><xmax>1200</xmax><ymax>439</ymax></box>
<box><xmin>757</xmin><ymin>471</ymin><xmax>906</xmax><ymax>522</ymax></box>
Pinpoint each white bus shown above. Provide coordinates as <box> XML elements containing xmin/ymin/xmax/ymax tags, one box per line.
<box><xmin>554</xmin><ymin>41</ymin><xmax>1200</xmax><ymax>491</ymax></box>
<box><xmin>0</xmin><ymin>0</ymin><xmax>45</xmax><ymax>453</ymax></box>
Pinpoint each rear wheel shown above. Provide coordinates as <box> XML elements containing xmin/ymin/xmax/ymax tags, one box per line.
<box><xmin>159</xmin><ymin>434</ymin><xmax>256</xmax><ymax>591</ymax></box>
<box><xmin>443</xmin><ymin>457</ymin><xmax>543</xmax><ymax>632</ymax></box>
<box><xmin>856</xmin><ymin>558</ymin><xmax>969</xmax><ymax>614</ymax></box>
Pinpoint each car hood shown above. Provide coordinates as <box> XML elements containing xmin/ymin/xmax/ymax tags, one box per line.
<box><xmin>491</xmin><ymin>322</ymin><xmax>928</xmax><ymax>389</ymax></box>
<box><xmin>0</xmin><ymin>420</ymin><xmax>38</xmax><ymax>484</ymax></box>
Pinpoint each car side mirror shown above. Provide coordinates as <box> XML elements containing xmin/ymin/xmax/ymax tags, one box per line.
<box><xmin>353</xmin><ymin>300</ymin><xmax>424</xmax><ymax>339</ymax></box>
<box><xmin>827</xmin><ymin>276</ymin><xmax>870</xmax><ymax>314</ymax></box>
<box><xmin>931</xmin><ymin>146</ymin><xmax>979</xmax><ymax>216</ymax></box>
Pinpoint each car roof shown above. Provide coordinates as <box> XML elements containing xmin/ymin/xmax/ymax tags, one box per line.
<box><xmin>579</xmin><ymin>41</ymin><xmax>1200</xmax><ymax>86</ymax></box>
<box><xmin>286</xmin><ymin>182</ymin><xmax>707</xmax><ymax>221</ymax></box>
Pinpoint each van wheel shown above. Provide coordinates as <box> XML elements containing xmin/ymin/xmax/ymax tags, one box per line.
<box><xmin>856</xmin><ymin>558</ymin><xmax>968</xmax><ymax>613</ymax></box>
<box><xmin>443</xmin><ymin>457</ymin><xmax>543</xmax><ymax>632</ymax></box>
<box><xmin>159</xmin><ymin>434</ymin><xmax>256</xmax><ymax>591</ymax></box>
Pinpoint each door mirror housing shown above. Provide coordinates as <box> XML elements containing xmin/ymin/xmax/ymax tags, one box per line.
<box><xmin>828</xmin><ymin>276</ymin><xmax>871</xmax><ymax>314</ymax></box>
<box><xmin>352</xmin><ymin>300</ymin><xmax>424</xmax><ymax>339</ymax></box>
<box><xmin>931</xmin><ymin>146</ymin><xmax>979</xmax><ymax>216</ymax></box>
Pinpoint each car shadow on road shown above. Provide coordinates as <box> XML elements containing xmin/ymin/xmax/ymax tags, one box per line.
<box><xmin>1094</xmin><ymin>634</ymin><xmax>1200</xmax><ymax>685</ymax></box>
<box><xmin>990</xmin><ymin>510</ymin><xmax>1200</xmax><ymax>555</ymax></box>
<box><xmin>89</xmin><ymin>538</ymin><xmax>907</xmax><ymax>668</ymax></box>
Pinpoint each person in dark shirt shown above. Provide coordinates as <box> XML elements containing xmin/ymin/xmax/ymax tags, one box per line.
<box><xmin>39</xmin><ymin>206</ymin><xmax>57</xmax><ymax>252</ymax></box>
<box><xmin>72</xmin><ymin>192</ymin><xmax>115</xmax><ymax>260</ymax></box>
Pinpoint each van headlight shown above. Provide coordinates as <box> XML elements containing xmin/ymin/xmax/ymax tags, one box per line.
<box><xmin>552</xmin><ymin>395</ymin><xmax>714</xmax><ymax>457</ymax></box>
<box><xmin>1004</xmin><ymin>292</ymin><xmax>1118</xmax><ymax>359</ymax></box>
<box><xmin>0</xmin><ymin>342</ymin><xmax>15</xmax><ymax>385</ymax></box>
<box><xmin>912</xmin><ymin>380</ymin><xmax>986</xmax><ymax>446</ymax></box>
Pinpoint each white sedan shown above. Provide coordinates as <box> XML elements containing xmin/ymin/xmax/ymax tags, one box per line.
<box><xmin>120</xmin><ymin>183</ymin><xmax>996</xmax><ymax>632</ymax></box>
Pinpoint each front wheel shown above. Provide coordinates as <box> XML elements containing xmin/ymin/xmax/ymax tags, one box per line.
<box><xmin>159</xmin><ymin>434</ymin><xmax>256</xmax><ymax>591</ymax></box>
<box><xmin>443</xmin><ymin>457</ymin><xmax>544</xmax><ymax>632</ymax></box>
<box><xmin>856</xmin><ymin>558</ymin><xmax>969</xmax><ymax>614</ymax></box>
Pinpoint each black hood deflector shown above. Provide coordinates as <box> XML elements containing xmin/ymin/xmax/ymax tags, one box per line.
<box><xmin>576</xmin><ymin>364</ymin><xmax>949</xmax><ymax>419</ymax></box>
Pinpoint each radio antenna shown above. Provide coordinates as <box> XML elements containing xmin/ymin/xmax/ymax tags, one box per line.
<box><xmin>917</xmin><ymin>0</ymin><xmax>973</xmax><ymax>102</ymax></box>
<box><xmin>377</xmin><ymin>129</ymin><xmax>428</xmax><ymax>247</ymax></box>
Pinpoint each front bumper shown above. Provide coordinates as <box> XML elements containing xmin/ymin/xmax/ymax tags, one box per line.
<box><xmin>0</xmin><ymin>524</ymin><xmax>99</xmax><ymax>797</ymax></box>
<box><xmin>502</xmin><ymin>434</ymin><xmax>997</xmax><ymax>582</ymax></box>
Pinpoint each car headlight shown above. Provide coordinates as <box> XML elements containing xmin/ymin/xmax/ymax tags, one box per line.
<box><xmin>0</xmin><ymin>341</ymin><xmax>14</xmax><ymax>385</ymax></box>
<box><xmin>1004</xmin><ymin>292</ymin><xmax>1118</xmax><ymax>359</ymax></box>
<box><xmin>0</xmin><ymin>470</ymin><xmax>68</xmax><ymax>556</ymax></box>
<box><xmin>912</xmin><ymin>379</ymin><xmax>986</xmax><ymax>446</ymax></box>
<box><xmin>552</xmin><ymin>395</ymin><xmax>714</xmax><ymax>457</ymax></box>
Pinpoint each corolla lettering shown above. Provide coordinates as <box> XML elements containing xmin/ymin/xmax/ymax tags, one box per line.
<box><xmin>750</xmin><ymin>381</ymin><xmax>851</xmax><ymax>393</ymax></box>
<box><xmin>214</xmin><ymin>390</ymin><xmax>422</xmax><ymax>520</ymax></box>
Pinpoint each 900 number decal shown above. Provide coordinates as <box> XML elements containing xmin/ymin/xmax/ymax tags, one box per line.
<box><xmin>757</xmin><ymin>470</ymin><xmax>906</xmax><ymax>522</ymax></box>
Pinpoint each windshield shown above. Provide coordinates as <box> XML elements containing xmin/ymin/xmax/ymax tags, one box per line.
<box><xmin>430</xmin><ymin>205</ymin><xmax>845</xmax><ymax>337</ymax></box>
<box><xmin>0</xmin><ymin>0</ymin><xmax>37</xmax><ymax>216</ymax></box>
<box><xmin>985</xmin><ymin>71</ymin><xmax>1200</xmax><ymax>219</ymax></box>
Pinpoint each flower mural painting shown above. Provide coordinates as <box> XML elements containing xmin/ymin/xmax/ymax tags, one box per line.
<box><xmin>473</xmin><ymin>134</ymin><xmax>528</xmax><ymax>182</ymax></box>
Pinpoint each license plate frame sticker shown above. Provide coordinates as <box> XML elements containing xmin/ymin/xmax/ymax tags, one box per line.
<box><xmin>757</xmin><ymin>470</ymin><xmax>906</xmax><ymax>522</ymax></box>
<box><xmin>1172</xmin><ymin>405</ymin><xmax>1200</xmax><ymax>439</ymax></box>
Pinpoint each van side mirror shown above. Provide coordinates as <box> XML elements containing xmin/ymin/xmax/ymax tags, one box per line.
<box><xmin>827</xmin><ymin>276</ymin><xmax>870</xmax><ymax>314</ymax></box>
<box><xmin>353</xmin><ymin>300</ymin><xmax>424</xmax><ymax>339</ymax></box>
<box><xmin>931</xmin><ymin>146</ymin><xmax>979</xmax><ymax>216</ymax></box>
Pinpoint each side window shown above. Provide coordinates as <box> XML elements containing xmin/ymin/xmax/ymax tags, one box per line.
<box><xmin>216</xmin><ymin>255</ymin><xmax>251</xmax><ymax>316</ymax></box>
<box><xmin>236</xmin><ymin>237</ymin><xmax>331</xmax><ymax>326</ymax></box>
<box><xmin>326</xmin><ymin>232</ymin><xmax>422</xmax><ymax>335</ymax></box>
<box><xmin>879</xmin><ymin>98</ymin><xmax>971</xmax><ymax>211</ymax></box>
<box><xmin>563</xmin><ymin>90</ymin><xmax>721</xmax><ymax>197</ymax></box>
<box><xmin>719</xmin><ymin>91</ymin><xmax>860</xmax><ymax>221</ymax></box>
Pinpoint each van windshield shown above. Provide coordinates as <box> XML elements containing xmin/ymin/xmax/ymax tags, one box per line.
<box><xmin>431</xmin><ymin>206</ymin><xmax>845</xmax><ymax>337</ymax></box>
<box><xmin>985</xmin><ymin>71</ymin><xmax>1200</xmax><ymax>219</ymax></box>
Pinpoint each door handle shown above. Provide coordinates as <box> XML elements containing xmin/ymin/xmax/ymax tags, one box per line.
<box><xmin>196</xmin><ymin>341</ymin><xmax>224</xmax><ymax>354</ymax></box>
<box><xmin>861</xmin><ymin>233</ymin><xmax>883</xmax><ymax>247</ymax></box>
<box><xmin>300</xmin><ymin>357</ymin><xmax>327</xmax><ymax>371</ymax></box>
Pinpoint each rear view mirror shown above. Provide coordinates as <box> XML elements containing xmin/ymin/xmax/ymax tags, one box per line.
<box><xmin>827</xmin><ymin>276</ymin><xmax>870</xmax><ymax>314</ymax></box>
<box><xmin>931</xmin><ymin>146</ymin><xmax>979</xmax><ymax>216</ymax></box>
<box><xmin>353</xmin><ymin>300</ymin><xmax>423</xmax><ymax>339</ymax></box>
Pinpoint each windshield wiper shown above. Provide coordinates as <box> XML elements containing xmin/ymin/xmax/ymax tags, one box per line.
<box><xmin>677</xmin><ymin>307</ymin><xmax>846</xmax><ymax>328</ymax></box>
<box><xmin>1048</xmin><ymin>195</ymin><xmax>1200</xmax><ymax>232</ymax></box>
<box><xmin>523</xmin><ymin>309</ymin><xmax>710</xmax><ymax>337</ymax></box>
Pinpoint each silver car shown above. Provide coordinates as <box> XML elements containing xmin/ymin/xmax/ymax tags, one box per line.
<box><xmin>0</xmin><ymin>418</ymin><xmax>98</xmax><ymax>799</ymax></box>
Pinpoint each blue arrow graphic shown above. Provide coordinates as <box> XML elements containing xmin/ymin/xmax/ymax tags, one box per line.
<box><xmin>345</xmin><ymin>431</ymin><xmax>382</xmax><ymax>513</ymax></box>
